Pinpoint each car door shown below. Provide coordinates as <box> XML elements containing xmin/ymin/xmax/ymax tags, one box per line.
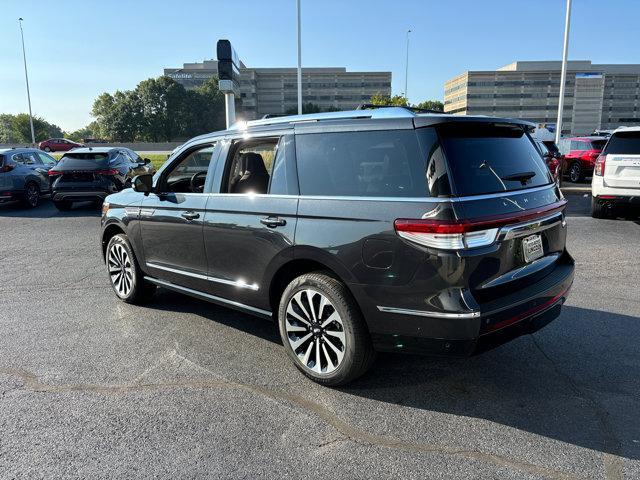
<box><xmin>202</xmin><ymin>133</ymin><xmax>298</xmax><ymax>312</ymax></box>
<box><xmin>14</xmin><ymin>152</ymin><xmax>49</xmax><ymax>192</ymax></box>
<box><xmin>139</xmin><ymin>142</ymin><xmax>219</xmax><ymax>292</ymax></box>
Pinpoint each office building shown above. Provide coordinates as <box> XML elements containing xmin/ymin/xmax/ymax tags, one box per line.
<box><xmin>165</xmin><ymin>60</ymin><xmax>391</xmax><ymax>120</ymax></box>
<box><xmin>444</xmin><ymin>60</ymin><xmax>640</xmax><ymax>135</ymax></box>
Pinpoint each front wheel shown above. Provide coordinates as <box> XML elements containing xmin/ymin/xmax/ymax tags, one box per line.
<box><xmin>44</xmin><ymin>146</ymin><xmax>51</xmax><ymax>152</ymax></box>
<box><xmin>278</xmin><ymin>272</ymin><xmax>375</xmax><ymax>386</ymax></box>
<box><xmin>105</xmin><ymin>234</ymin><xmax>156</xmax><ymax>304</ymax></box>
<box><xmin>569</xmin><ymin>162</ymin><xmax>584</xmax><ymax>183</ymax></box>
<box><xmin>23</xmin><ymin>182</ymin><xmax>40</xmax><ymax>208</ymax></box>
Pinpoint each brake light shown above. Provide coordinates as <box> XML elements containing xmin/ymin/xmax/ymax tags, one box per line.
<box><xmin>594</xmin><ymin>154</ymin><xmax>606</xmax><ymax>176</ymax></box>
<box><xmin>95</xmin><ymin>169</ymin><xmax>118</xmax><ymax>175</ymax></box>
<box><xmin>48</xmin><ymin>170</ymin><xmax>63</xmax><ymax>176</ymax></box>
<box><xmin>1</xmin><ymin>164</ymin><xmax>15</xmax><ymax>173</ymax></box>
<box><xmin>394</xmin><ymin>200</ymin><xmax>567</xmax><ymax>250</ymax></box>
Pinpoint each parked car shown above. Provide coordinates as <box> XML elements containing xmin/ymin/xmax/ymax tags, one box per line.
<box><xmin>591</xmin><ymin>127</ymin><xmax>640</xmax><ymax>218</ymax></box>
<box><xmin>558</xmin><ymin>136</ymin><xmax>607</xmax><ymax>183</ymax></box>
<box><xmin>38</xmin><ymin>138</ymin><xmax>84</xmax><ymax>152</ymax></box>
<box><xmin>534</xmin><ymin>139</ymin><xmax>561</xmax><ymax>180</ymax></box>
<box><xmin>0</xmin><ymin>148</ymin><xmax>57</xmax><ymax>207</ymax></box>
<box><xmin>100</xmin><ymin>107</ymin><xmax>574</xmax><ymax>386</ymax></box>
<box><xmin>49</xmin><ymin>147</ymin><xmax>154</xmax><ymax>211</ymax></box>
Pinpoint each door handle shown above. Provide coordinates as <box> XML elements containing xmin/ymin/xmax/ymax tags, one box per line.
<box><xmin>181</xmin><ymin>211</ymin><xmax>200</xmax><ymax>220</ymax></box>
<box><xmin>260</xmin><ymin>216</ymin><xmax>286</xmax><ymax>228</ymax></box>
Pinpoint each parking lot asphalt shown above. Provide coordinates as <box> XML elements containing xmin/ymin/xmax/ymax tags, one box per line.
<box><xmin>1</xmin><ymin>194</ymin><xmax>639</xmax><ymax>480</ymax></box>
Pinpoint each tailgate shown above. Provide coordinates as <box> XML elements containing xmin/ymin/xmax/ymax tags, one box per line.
<box><xmin>604</xmin><ymin>154</ymin><xmax>640</xmax><ymax>189</ymax></box>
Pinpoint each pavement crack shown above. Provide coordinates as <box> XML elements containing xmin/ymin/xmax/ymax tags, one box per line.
<box><xmin>530</xmin><ymin>334</ymin><xmax>623</xmax><ymax>480</ymax></box>
<box><xmin>0</xmin><ymin>365</ymin><xmax>581</xmax><ymax>480</ymax></box>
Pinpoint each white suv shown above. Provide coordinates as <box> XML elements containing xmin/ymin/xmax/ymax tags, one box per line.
<box><xmin>591</xmin><ymin>127</ymin><xmax>640</xmax><ymax>218</ymax></box>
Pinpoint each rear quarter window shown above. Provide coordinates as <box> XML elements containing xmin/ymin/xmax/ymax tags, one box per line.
<box><xmin>295</xmin><ymin>130</ymin><xmax>431</xmax><ymax>197</ymax></box>
<box><xmin>437</xmin><ymin>123</ymin><xmax>552</xmax><ymax>197</ymax></box>
<box><xmin>603</xmin><ymin>131</ymin><xmax>640</xmax><ymax>155</ymax></box>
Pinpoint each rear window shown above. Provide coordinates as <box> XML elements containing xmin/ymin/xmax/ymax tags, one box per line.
<box><xmin>61</xmin><ymin>152</ymin><xmax>109</xmax><ymax>161</ymax></box>
<box><xmin>295</xmin><ymin>130</ymin><xmax>430</xmax><ymax>197</ymax></box>
<box><xmin>437</xmin><ymin>123</ymin><xmax>552</xmax><ymax>196</ymax></box>
<box><xmin>603</xmin><ymin>131</ymin><xmax>640</xmax><ymax>155</ymax></box>
<box><xmin>590</xmin><ymin>139</ymin><xmax>607</xmax><ymax>150</ymax></box>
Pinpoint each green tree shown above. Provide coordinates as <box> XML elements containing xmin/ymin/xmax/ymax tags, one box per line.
<box><xmin>415</xmin><ymin>100</ymin><xmax>444</xmax><ymax>112</ymax></box>
<box><xmin>137</xmin><ymin>76</ymin><xmax>188</xmax><ymax>142</ymax></box>
<box><xmin>0</xmin><ymin>114</ymin><xmax>18</xmax><ymax>143</ymax></box>
<box><xmin>9</xmin><ymin>114</ymin><xmax>63</xmax><ymax>143</ymax></box>
<box><xmin>66</xmin><ymin>121</ymin><xmax>101</xmax><ymax>142</ymax></box>
<box><xmin>369</xmin><ymin>94</ymin><xmax>409</xmax><ymax>106</ymax></box>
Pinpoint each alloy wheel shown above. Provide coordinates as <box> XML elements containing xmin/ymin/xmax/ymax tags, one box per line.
<box><xmin>570</xmin><ymin>164</ymin><xmax>580</xmax><ymax>183</ymax></box>
<box><xmin>26</xmin><ymin>184</ymin><xmax>39</xmax><ymax>207</ymax></box>
<box><xmin>285</xmin><ymin>289</ymin><xmax>346</xmax><ymax>375</ymax></box>
<box><xmin>108</xmin><ymin>243</ymin><xmax>134</xmax><ymax>297</ymax></box>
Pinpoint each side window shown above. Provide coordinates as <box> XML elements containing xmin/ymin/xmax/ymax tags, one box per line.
<box><xmin>222</xmin><ymin>138</ymin><xmax>280</xmax><ymax>194</ymax></box>
<box><xmin>295</xmin><ymin>130</ymin><xmax>429</xmax><ymax>197</ymax></box>
<box><xmin>164</xmin><ymin>144</ymin><xmax>216</xmax><ymax>193</ymax></box>
<box><xmin>13</xmin><ymin>153</ymin><xmax>36</xmax><ymax>165</ymax></box>
<box><xmin>38</xmin><ymin>152</ymin><xmax>57</xmax><ymax>166</ymax></box>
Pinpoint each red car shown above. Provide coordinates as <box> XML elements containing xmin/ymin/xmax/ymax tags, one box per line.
<box><xmin>38</xmin><ymin>138</ymin><xmax>84</xmax><ymax>153</ymax></box>
<box><xmin>558</xmin><ymin>136</ymin><xmax>607</xmax><ymax>183</ymax></box>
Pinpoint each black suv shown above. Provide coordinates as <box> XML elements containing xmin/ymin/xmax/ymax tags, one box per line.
<box><xmin>100</xmin><ymin>107</ymin><xmax>574</xmax><ymax>386</ymax></box>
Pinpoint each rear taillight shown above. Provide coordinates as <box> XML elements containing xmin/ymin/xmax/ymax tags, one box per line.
<box><xmin>48</xmin><ymin>170</ymin><xmax>63</xmax><ymax>176</ymax></box>
<box><xmin>394</xmin><ymin>200</ymin><xmax>567</xmax><ymax>251</ymax></box>
<box><xmin>95</xmin><ymin>169</ymin><xmax>118</xmax><ymax>175</ymax></box>
<box><xmin>1</xmin><ymin>164</ymin><xmax>15</xmax><ymax>173</ymax></box>
<box><xmin>594</xmin><ymin>154</ymin><xmax>606</xmax><ymax>176</ymax></box>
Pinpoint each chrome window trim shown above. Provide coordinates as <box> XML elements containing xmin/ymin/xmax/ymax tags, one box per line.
<box><xmin>146</xmin><ymin>262</ymin><xmax>259</xmax><ymax>291</ymax></box>
<box><xmin>377</xmin><ymin>306</ymin><xmax>481</xmax><ymax>319</ymax></box>
<box><xmin>199</xmin><ymin>184</ymin><xmax>556</xmax><ymax>203</ymax></box>
<box><xmin>144</xmin><ymin>276</ymin><xmax>270</xmax><ymax>317</ymax></box>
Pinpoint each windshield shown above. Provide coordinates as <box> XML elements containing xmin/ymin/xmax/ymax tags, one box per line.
<box><xmin>437</xmin><ymin>123</ymin><xmax>552</xmax><ymax>196</ymax></box>
<box><xmin>604</xmin><ymin>131</ymin><xmax>640</xmax><ymax>155</ymax></box>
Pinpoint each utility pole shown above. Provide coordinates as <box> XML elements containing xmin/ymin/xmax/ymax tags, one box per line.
<box><xmin>555</xmin><ymin>0</ymin><xmax>572</xmax><ymax>145</ymax></box>
<box><xmin>404</xmin><ymin>29</ymin><xmax>411</xmax><ymax>100</ymax></box>
<box><xmin>18</xmin><ymin>18</ymin><xmax>36</xmax><ymax>145</ymax></box>
<box><xmin>296</xmin><ymin>0</ymin><xmax>303</xmax><ymax>115</ymax></box>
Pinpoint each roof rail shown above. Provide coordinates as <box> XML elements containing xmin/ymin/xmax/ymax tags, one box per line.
<box><xmin>229</xmin><ymin>106</ymin><xmax>417</xmax><ymax>130</ymax></box>
<box><xmin>356</xmin><ymin>103</ymin><xmax>445</xmax><ymax>115</ymax></box>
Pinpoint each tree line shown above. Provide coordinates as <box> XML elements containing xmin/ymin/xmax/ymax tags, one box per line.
<box><xmin>1</xmin><ymin>77</ymin><xmax>444</xmax><ymax>144</ymax></box>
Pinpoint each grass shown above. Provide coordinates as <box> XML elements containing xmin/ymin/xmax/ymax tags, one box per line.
<box><xmin>52</xmin><ymin>152</ymin><xmax>169</xmax><ymax>170</ymax></box>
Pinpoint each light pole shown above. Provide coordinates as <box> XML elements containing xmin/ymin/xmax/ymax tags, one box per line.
<box><xmin>18</xmin><ymin>18</ymin><xmax>36</xmax><ymax>145</ymax></box>
<box><xmin>555</xmin><ymin>0</ymin><xmax>572</xmax><ymax>145</ymax></box>
<box><xmin>296</xmin><ymin>0</ymin><xmax>302</xmax><ymax>115</ymax></box>
<box><xmin>404</xmin><ymin>29</ymin><xmax>411</xmax><ymax>101</ymax></box>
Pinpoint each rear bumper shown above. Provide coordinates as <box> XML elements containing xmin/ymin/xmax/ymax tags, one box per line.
<box><xmin>52</xmin><ymin>190</ymin><xmax>110</xmax><ymax>201</ymax></box>
<box><xmin>361</xmin><ymin>253</ymin><xmax>575</xmax><ymax>356</ymax></box>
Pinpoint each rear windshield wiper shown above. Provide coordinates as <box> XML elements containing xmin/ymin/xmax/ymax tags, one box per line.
<box><xmin>501</xmin><ymin>171</ymin><xmax>536</xmax><ymax>185</ymax></box>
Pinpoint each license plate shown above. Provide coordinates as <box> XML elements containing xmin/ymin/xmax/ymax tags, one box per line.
<box><xmin>522</xmin><ymin>234</ymin><xmax>543</xmax><ymax>263</ymax></box>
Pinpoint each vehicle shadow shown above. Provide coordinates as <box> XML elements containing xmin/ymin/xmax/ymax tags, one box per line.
<box><xmin>342</xmin><ymin>305</ymin><xmax>639</xmax><ymax>460</ymax></box>
<box><xmin>144</xmin><ymin>292</ymin><xmax>639</xmax><ymax>460</ymax></box>
<box><xmin>0</xmin><ymin>199</ymin><xmax>101</xmax><ymax>218</ymax></box>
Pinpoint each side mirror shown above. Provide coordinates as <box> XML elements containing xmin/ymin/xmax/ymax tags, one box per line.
<box><xmin>143</xmin><ymin>158</ymin><xmax>151</xmax><ymax>165</ymax></box>
<box><xmin>132</xmin><ymin>174</ymin><xmax>153</xmax><ymax>194</ymax></box>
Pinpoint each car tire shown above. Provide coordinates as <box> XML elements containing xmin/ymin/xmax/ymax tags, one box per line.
<box><xmin>569</xmin><ymin>162</ymin><xmax>584</xmax><ymax>183</ymax></box>
<box><xmin>278</xmin><ymin>272</ymin><xmax>375</xmax><ymax>386</ymax></box>
<box><xmin>22</xmin><ymin>182</ymin><xmax>40</xmax><ymax>208</ymax></box>
<box><xmin>105</xmin><ymin>234</ymin><xmax>156</xmax><ymax>304</ymax></box>
<box><xmin>591</xmin><ymin>196</ymin><xmax>610</xmax><ymax>219</ymax></box>
<box><xmin>53</xmin><ymin>200</ymin><xmax>73</xmax><ymax>211</ymax></box>
<box><xmin>44</xmin><ymin>146</ymin><xmax>51</xmax><ymax>152</ymax></box>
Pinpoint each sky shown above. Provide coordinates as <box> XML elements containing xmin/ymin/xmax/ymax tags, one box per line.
<box><xmin>1</xmin><ymin>0</ymin><xmax>638</xmax><ymax>131</ymax></box>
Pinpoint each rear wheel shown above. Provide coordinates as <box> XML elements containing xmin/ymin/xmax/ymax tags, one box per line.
<box><xmin>591</xmin><ymin>196</ymin><xmax>610</xmax><ymax>219</ymax></box>
<box><xmin>53</xmin><ymin>200</ymin><xmax>72</xmax><ymax>211</ymax></box>
<box><xmin>569</xmin><ymin>162</ymin><xmax>584</xmax><ymax>183</ymax></box>
<box><xmin>106</xmin><ymin>234</ymin><xmax>156</xmax><ymax>304</ymax></box>
<box><xmin>278</xmin><ymin>272</ymin><xmax>375</xmax><ymax>386</ymax></box>
<box><xmin>23</xmin><ymin>182</ymin><xmax>40</xmax><ymax>208</ymax></box>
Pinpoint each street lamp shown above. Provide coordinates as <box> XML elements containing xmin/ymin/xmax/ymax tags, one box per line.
<box><xmin>18</xmin><ymin>18</ymin><xmax>36</xmax><ymax>145</ymax></box>
<box><xmin>296</xmin><ymin>0</ymin><xmax>302</xmax><ymax>115</ymax></box>
<box><xmin>555</xmin><ymin>0</ymin><xmax>572</xmax><ymax>145</ymax></box>
<box><xmin>404</xmin><ymin>29</ymin><xmax>411</xmax><ymax>102</ymax></box>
